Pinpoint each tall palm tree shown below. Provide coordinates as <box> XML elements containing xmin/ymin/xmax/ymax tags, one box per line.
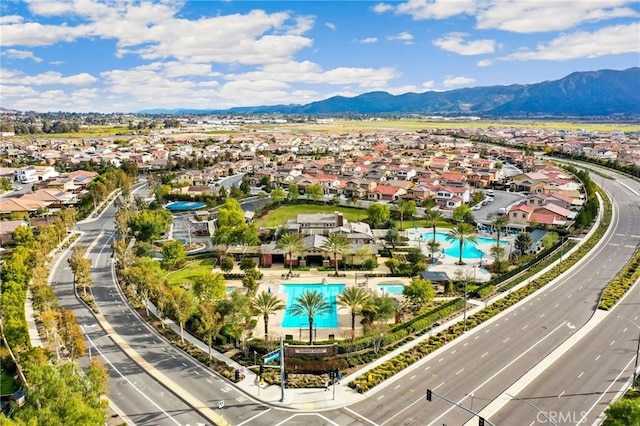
<box><xmin>490</xmin><ymin>216</ymin><xmax>509</xmax><ymax>248</ymax></box>
<box><xmin>276</xmin><ymin>233</ymin><xmax>306</xmax><ymax>274</ymax></box>
<box><xmin>289</xmin><ymin>290</ymin><xmax>332</xmax><ymax>345</ymax></box>
<box><xmin>395</xmin><ymin>200</ymin><xmax>417</xmax><ymax>231</ymax></box>
<box><xmin>424</xmin><ymin>209</ymin><xmax>444</xmax><ymax>243</ymax></box>
<box><xmin>252</xmin><ymin>291</ymin><xmax>285</xmax><ymax>341</ymax></box>
<box><xmin>321</xmin><ymin>233</ymin><xmax>351</xmax><ymax>276</ymax></box>
<box><xmin>338</xmin><ymin>287</ymin><xmax>372</xmax><ymax>342</ymax></box>
<box><xmin>445</xmin><ymin>222</ymin><xmax>478</xmax><ymax>265</ymax></box>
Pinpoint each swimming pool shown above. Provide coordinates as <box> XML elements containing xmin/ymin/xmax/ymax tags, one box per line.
<box><xmin>421</xmin><ymin>232</ymin><xmax>508</xmax><ymax>260</ymax></box>
<box><xmin>280</xmin><ymin>283</ymin><xmax>345</xmax><ymax>328</ymax></box>
<box><xmin>166</xmin><ymin>201</ymin><xmax>208</xmax><ymax>211</ymax></box>
<box><xmin>377</xmin><ymin>283</ymin><xmax>405</xmax><ymax>295</ymax></box>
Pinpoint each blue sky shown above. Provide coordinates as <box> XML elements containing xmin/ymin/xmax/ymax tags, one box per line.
<box><xmin>1</xmin><ymin>0</ymin><xmax>639</xmax><ymax>113</ymax></box>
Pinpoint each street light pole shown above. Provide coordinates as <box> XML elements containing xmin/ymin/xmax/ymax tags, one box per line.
<box><xmin>617</xmin><ymin>316</ymin><xmax>640</xmax><ymax>388</ymax></box>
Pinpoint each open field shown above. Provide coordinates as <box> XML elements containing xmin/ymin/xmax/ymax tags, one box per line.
<box><xmin>253</xmin><ymin>204</ymin><xmax>368</xmax><ymax>228</ymax></box>
<box><xmin>165</xmin><ymin>258</ymin><xmax>215</xmax><ymax>287</ymax></box>
<box><xmin>248</xmin><ymin>119</ymin><xmax>640</xmax><ymax>133</ymax></box>
<box><xmin>13</xmin><ymin>126</ymin><xmax>138</xmax><ymax>139</ymax></box>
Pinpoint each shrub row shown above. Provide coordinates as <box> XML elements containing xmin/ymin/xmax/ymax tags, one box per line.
<box><xmin>598</xmin><ymin>248</ymin><xmax>640</xmax><ymax>310</ymax></box>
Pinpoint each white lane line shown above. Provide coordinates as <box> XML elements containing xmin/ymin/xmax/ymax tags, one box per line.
<box><xmin>438</xmin><ymin>358</ymin><xmax>444</xmax><ymax>362</ymax></box>
<box><xmin>394</xmin><ymin>385</ymin><xmax>401</xmax><ymax>389</ymax></box>
<box><xmin>474</xmin><ymin>335</ymin><xmax>479</xmax><ymax>339</ymax></box>
<box><xmin>558</xmin><ymin>391</ymin><xmax>565</xmax><ymax>398</ymax></box>
<box><xmin>623</xmin><ymin>327</ymin><xmax>628</xmax><ymax>333</ymax></box>
<box><xmin>456</xmin><ymin>369</ymin><xmax>464</xmax><ymax>375</ymax></box>
<box><xmin>610</xmin><ymin>340</ymin><xmax>615</xmax><ymax>346</ymax></box>
<box><xmin>595</xmin><ymin>355</ymin><xmax>600</xmax><ymax>361</ymax></box>
<box><xmin>181</xmin><ymin>362</ymin><xmax>187</xmax><ymax>367</ymax></box>
<box><xmin>434</xmin><ymin>382</ymin><xmax>445</xmax><ymax>390</ymax></box>
<box><xmin>206</xmin><ymin>379</ymin><xmax>212</xmax><ymax>384</ymax></box>
<box><xmin>344</xmin><ymin>407</ymin><xmax>379</xmax><ymax>426</ymax></box>
<box><xmin>578</xmin><ymin>372</ymin><xmax>584</xmax><ymax>379</ymax></box>
<box><xmin>451</xmin><ymin>350</ymin><xmax>456</xmax><ymax>354</ymax></box>
<box><xmin>503</xmin><ymin>338</ymin><xmax>510</xmax><ymax>343</ymax></box>
<box><xmin>463</xmin><ymin>342</ymin><xmax>468</xmax><ymax>347</ymax></box>
<box><xmin>171</xmin><ymin>355</ymin><xmax>176</xmax><ymax>359</ymax></box>
<box><xmin>481</xmin><ymin>352</ymin><xmax>489</xmax><ymax>358</ymax></box>
<box><xmin>539</xmin><ymin>313</ymin><xmax>545</xmax><ymax>318</ymax></box>
<box><xmin>424</xmin><ymin>366</ymin><xmax>430</xmax><ymax>371</ymax></box>
<box><xmin>377</xmin><ymin>395</ymin><xmax>385</xmax><ymax>401</ymax></box>
<box><xmin>522</xmin><ymin>325</ymin><xmax>528</xmax><ymax>330</ymax></box>
<box><xmin>410</xmin><ymin>375</ymin><xmax>416</xmax><ymax>380</ymax></box>
<box><xmin>237</xmin><ymin>408</ymin><xmax>272</xmax><ymax>426</ymax></box>
<box><xmin>554</xmin><ymin>303</ymin><xmax>560</xmax><ymax>308</ymax></box>
<box><xmin>194</xmin><ymin>371</ymin><xmax>199</xmax><ymax>375</ymax></box>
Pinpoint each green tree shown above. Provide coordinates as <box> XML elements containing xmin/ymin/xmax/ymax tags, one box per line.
<box><xmin>251</xmin><ymin>291</ymin><xmax>285</xmax><ymax>341</ymax></box>
<box><xmin>367</xmin><ymin>203</ymin><xmax>390</xmax><ymax>228</ymax></box>
<box><xmin>276</xmin><ymin>233</ymin><xmax>306</xmax><ymax>274</ymax></box>
<box><xmin>305</xmin><ymin>183</ymin><xmax>324</xmax><ymax>202</ymax></box>
<box><xmin>123</xmin><ymin>258</ymin><xmax>164</xmax><ymax>316</ymax></box>
<box><xmin>541</xmin><ymin>231</ymin><xmax>560</xmax><ymax>249</ymax></box>
<box><xmin>162</xmin><ymin>240</ymin><xmax>187</xmax><ymax>271</ymax></box>
<box><xmin>394</xmin><ymin>200</ymin><xmax>417</xmax><ymax>231</ymax></box>
<box><xmin>427</xmin><ymin>239</ymin><xmax>441</xmax><ymax>260</ymax></box>
<box><xmin>212</xmin><ymin>198</ymin><xmax>259</xmax><ymax>245</ymax></box>
<box><xmin>13</xmin><ymin>225</ymin><xmax>34</xmax><ymax>247</ymax></box>
<box><xmin>452</xmin><ymin>204</ymin><xmax>474</xmax><ymax>223</ymax></box>
<box><xmin>445</xmin><ymin>222</ymin><xmax>478</xmax><ymax>265</ymax></box>
<box><xmin>74</xmin><ymin>256</ymin><xmax>93</xmax><ymax>297</ymax></box>
<box><xmin>58</xmin><ymin>207</ymin><xmax>77</xmax><ymax>232</ymax></box>
<box><xmin>193</xmin><ymin>272</ymin><xmax>226</xmax><ymax>303</ymax></box>
<box><xmin>172</xmin><ymin>289</ymin><xmax>195</xmax><ymax>343</ymax></box>
<box><xmin>490</xmin><ymin>244</ymin><xmax>506</xmax><ymax>273</ymax></box>
<box><xmin>490</xmin><ymin>215</ymin><xmax>509</xmax><ymax>248</ymax></box>
<box><xmin>197</xmin><ymin>302</ymin><xmax>222</xmax><ymax>360</ymax></box>
<box><xmin>287</xmin><ymin>184</ymin><xmax>299</xmax><ymax>201</ymax></box>
<box><xmin>604</xmin><ymin>398</ymin><xmax>640</xmax><ymax>425</ymax></box>
<box><xmin>128</xmin><ymin>209</ymin><xmax>172</xmax><ymax>242</ymax></box>
<box><xmin>402</xmin><ymin>277</ymin><xmax>435</xmax><ymax>309</ymax></box>
<box><xmin>385</xmin><ymin>226</ymin><xmax>401</xmax><ymax>249</ymax></box>
<box><xmin>154</xmin><ymin>184</ymin><xmax>171</xmax><ymax>202</ymax></box>
<box><xmin>321</xmin><ymin>234</ymin><xmax>351</xmax><ymax>276</ymax></box>
<box><xmin>289</xmin><ymin>290</ymin><xmax>333</xmax><ymax>345</ymax></box>
<box><xmin>337</xmin><ymin>287</ymin><xmax>372</xmax><ymax>342</ymax></box>
<box><xmin>362</xmin><ymin>295</ymin><xmax>396</xmax><ymax>326</ymax></box>
<box><xmin>424</xmin><ymin>209</ymin><xmax>444</xmax><ymax>242</ymax></box>
<box><xmin>514</xmin><ymin>232</ymin><xmax>533</xmax><ymax>256</ymax></box>
<box><xmin>270</xmin><ymin>187</ymin><xmax>286</xmax><ymax>205</ymax></box>
<box><xmin>219</xmin><ymin>255</ymin><xmax>235</xmax><ymax>272</ymax></box>
<box><xmin>57</xmin><ymin>307</ymin><xmax>87</xmax><ymax>360</ymax></box>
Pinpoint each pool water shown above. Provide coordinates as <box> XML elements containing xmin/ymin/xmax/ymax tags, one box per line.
<box><xmin>377</xmin><ymin>284</ymin><xmax>405</xmax><ymax>295</ymax></box>
<box><xmin>280</xmin><ymin>284</ymin><xmax>345</xmax><ymax>328</ymax></box>
<box><xmin>166</xmin><ymin>201</ymin><xmax>208</xmax><ymax>211</ymax></box>
<box><xmin>421</xmin><ymin>232</ymin><xmax>509</xmax><ymax>260</ymax></box>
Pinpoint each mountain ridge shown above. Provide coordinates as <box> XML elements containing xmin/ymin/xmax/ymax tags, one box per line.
<box><xmin>139</xmin><ymin>67</ymin><xmax>640</xmax><ymax>116</ymax></box>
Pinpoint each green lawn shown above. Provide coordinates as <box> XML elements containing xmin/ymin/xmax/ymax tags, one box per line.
<box><xmin>165</xmin><ymin>258</ymin><xmax>216</xmax><ymax>287</ymax></box>
<box><xmin>0</xmin><ymin>367</ymin><xmax>17</xmax><ymax>395</ymax></box>
<box><xmin>253</xmin><ymin>204</ymin><xmax>368</xmax><ymax>228</ymax></box>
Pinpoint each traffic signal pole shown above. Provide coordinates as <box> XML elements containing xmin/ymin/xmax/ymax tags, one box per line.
<box><xmin>426</xmin><ymin>388</ymin><xmax>494</xmax><ymax>426</ymax></box>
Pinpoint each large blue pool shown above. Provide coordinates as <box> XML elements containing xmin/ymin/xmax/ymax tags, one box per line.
<box><xmin>377</xmin><ymin>283</ymin><xmax>405</xmax><ymax>295</ymax></box>
<box><xmin>166</xmin><ymin>201</ymin><xmax>207</xmax><ymax>211</ymax></box>
<box><xmin>280</xmin><ymin>283</ymin><xmax>345</xmax><ymax>328</ymax></box>
<box><xmin>421</xmin><ymin>232</ymin><xmax>508</xmax><ymax>260</ymax></box>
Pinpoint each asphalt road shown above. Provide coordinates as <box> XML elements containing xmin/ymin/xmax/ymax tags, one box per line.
<box><xmin>329</xmin><ymin>169</ymin><xmax>639</xmax><ymax>426</ymax></box>
<box><xmin>487</xmin><ymin>167</ymin><xmax>640</xmax><ymax>425</ymax></box>
<box><xmin>52</xmin><ymin>167</ymin><xmax>639</xmax><ymax>426</ymax></box>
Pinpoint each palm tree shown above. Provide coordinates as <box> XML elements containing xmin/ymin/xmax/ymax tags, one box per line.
<box><xmin>424</xmin><ymin>209</ymin><xmax>444</xmax><ymax>243</ymax></box>
<box><xmin>321</xmin><ymin>233</ymin><xmax>351</xmax><ymax>276</ymax></box>
<box><xmin>338</xmin><ymin>287</ymin><xmax>373</xmax><ymax>342</ymax></box>
<box><xmin>289</xmin><ymin>290</ymin><xmax>332</xmax><ymax>345</ymax></box>
<box><xmin>445</xmin><ymin>222</ymin><xmax>478</xmax><ymax>265</ymax></box>
<box><xmin>252</xmin><ymin>291</ymin><xmax>285</xmax><ymax>341</ymax></box>
<box><xmin>395</xmin><ymin>200</ymin><xmax>417</xmax><ymax>231</ymax></box>
<box><xmin>490</xmin><ymin>216</ymin><xmax>509</xmax><ymax>248</ymax></box>
<box><xmin>427</xmin><ymin>239</ymin><xmax>441</xmax><ymax>261</ymax></box>
<box><xmin>276</xmin><ymin>233</ymin><xmax>306</xmax><ymax>274</ymax></box>
<box><xmin>514</xmin><ymin>232</ymin><xmax>533</xmax><ymax>257</ymax></box>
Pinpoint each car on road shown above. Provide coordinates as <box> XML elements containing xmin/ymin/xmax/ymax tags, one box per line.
<box><xmin>472</xmin><ymin>204</ymin><xmax>481</xmax><ymax>211</ymax></box>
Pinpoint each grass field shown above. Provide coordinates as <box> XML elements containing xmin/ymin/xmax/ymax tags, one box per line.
<box><xmin>248</xmin><ymin>119</ymin><xmax>640</xmax><ymax>133</ymax></box>
<box><xmin>253</xmin><ymin>204</ymin><xmax>368</xmax><ymax>228</ymax></box>
<box><xmin>165</xmin><ymin>258</ymin><xmax>216</xmax><ymax>287</ymax></box>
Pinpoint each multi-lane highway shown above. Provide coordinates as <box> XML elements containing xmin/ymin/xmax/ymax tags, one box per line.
<box><xmin>49</xmin><ymin>166</ymin><xmax>639</xmax><ymax>425</ymax></box>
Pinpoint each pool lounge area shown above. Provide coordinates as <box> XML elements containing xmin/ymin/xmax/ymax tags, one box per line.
<box><xmin>421</xmin><ymin>231</ymin><xmax>509</xmax><ymax>260</ymax></box>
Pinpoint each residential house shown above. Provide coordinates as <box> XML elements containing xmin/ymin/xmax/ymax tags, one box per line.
<box><xmin>367</xmin><ymin>184</ymin><xmax>407</xmax><ymax>202</ymax></box>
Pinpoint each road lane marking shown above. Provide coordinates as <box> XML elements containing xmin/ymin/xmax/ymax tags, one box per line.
<box><xmin>410</xmin><ymin>375</ymin><xmax>416</xmax><ymax>380</ymax></box>
<box><xmin>182</xmin><ymin>362</ymin><xmax>187</xmax><ymax>367</ymax></box>
<box><xmin>377</xmin><ymin>395</ymin><xmax>385</xmax><ymax>400</ymax></box>
<box><xmin>481</xmin><ymin>352</ymin><xmax>488</xmax><ymax>358</ymax></box>
<box><xmin>438</xmin><ymin>358</ymin><xmax>444</xmax><ymax>362</ymax></box>
<box><xmin>522</xmin><ymin>325</ymin><xmax>528</xmax><ymax>330</ymax></box>
<box><xmin>456</xmin><ymin>369</ymin><xmax>464</xmax><ymax>375</ymax></box>
<box><xmin>503</xmin><ymin>338</ymin><xmax>510</xmax><ymax>343</ymax></box>
<box><xmin>194</xmin><ymin>371</ymin><xmax>199</xmax><ymax>375</ymax></box>
<box><xmin>610</xmin><ymin>340</ymin><xmax>615</xmax><ymax>346</ymax></box>
<box><xmin>394</xmin><ymin>385</ymin><xmax>401</xmax><ymax>389</ymax></box>
<box><xmin>206</xmin><ymin>379</ymin><xmax>212</xmax><ymax>384</ymax></box>
<box><xmin>558</xmin><ymin>391</ymin><xmax>565</xmax><ymax>398</ymax></box>
<box><xmin>578</xmin><ymin>372</ymin><xmax>584</xmax><ymax>378</ymax></box>
<box><xmin>424</xmin><ymin>366</ymin><xmax>430</xmax><ymax>371</ymax></box>
<box><xmin>343</xmin><ymin>407</ymin><xmax>379</xmax><ymax>426</ymax></box>
<box><xmin>554</xmin><ymin>303</ymin><xmax>559</xmax><ymax>308</ymax></box>
<box><xmin>236</xmin><ymin>408</ymin><xmax>271</xmax><ymax>426</ymax></box>
<box><xmin>595</xmin><ymin>355</ymin><xmax>600</xmax><ymax>361</ymax></box>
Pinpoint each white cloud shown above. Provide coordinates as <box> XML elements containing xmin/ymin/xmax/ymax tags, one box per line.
<box><xmin>476</xmin><ymin>1</ymin><xmax>639</xmax><ymax>33</ymax></box>
<box><xmin>49</xmin><ymin>61</ymin><xmax>65</xmax><ymax>65</ymax></box>
<box><xmin>0</xmin><ymin>84</ymin><xmax>39</xmax><ymax>97</ymax></box>
<box><xmin>0</xmin><ymin>15</ymin><xmax>24</xmax><ymax>25</ymax></box>
<box><xmin>2</xmin><ymin>70</ymin><xmax>97</xmax><ymax>86</ymax></box>
<box><xmin>422</xmin><ymin>80</ymin><xmax>436</xmax><ymax>89</ymax></box>
<box><xmin>385</xmin><ymin>84</ymin><xmax>420</xmax><ymax>95</ymax></box>
<box><xmin>373</xmin><ymin>3</ymin><xmax>394</xmax><ymax>14</ymax></box>
<box><xmin>433</xmin><ymin>32</ymin><xmax>496</xmax><ymax>55</ymax></box>
<box><xmin>359</xmin><ymin>37</ymin><xmax>379</xmax><ymax>44</ymax></box>
<box><xmin>325</xmin><ymin>22</ymin><xmax>337</xmax><ymax>30</ymax></box>
<box><xmin>2</xmin><ymin>49</ymin><xmax>43</xmax><ymax>62</ymax></box>
<box><xmin>392</xmin><ymin>0</ymin><xmax>476</xmax><ymax>20</ymax></box>
<box><xmin>477</xmin><ymin>59</ymin><xmax>492</xmax><ymax>67</ymax></box>
<box><xmin>1</xmin><ymin>21</ymin><xmax>93</xmax><ymax>46</ymax></box>
<box><xmin>387</xmin><ymin>31</ymin><xmax>414</xmax><ymax>41</ymax></box>
<box><xmin>503</xmin><ymin>22</ymin><xmax>640</xmax><ymax>60</ymax></box>
<box><xmin>226</xmin><ymin>60</ymin><xmax>400</xmax><ymax>89</ymax></box>
<box><xmin>443</xmin><ymin>76</ymin><xmax>475</xmax><ymax>87</ymax></box>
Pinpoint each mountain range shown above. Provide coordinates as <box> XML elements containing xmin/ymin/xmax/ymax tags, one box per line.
<box><xmin>141</xmin><ymin>67</ymin><xmax>640</xmax><ymax>117</ymax></box>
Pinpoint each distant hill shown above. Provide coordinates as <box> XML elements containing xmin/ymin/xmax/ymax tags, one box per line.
<box><xmin>140</xmin><ymin>67</ymin><xmax>640</xmax><ymax>117</ymax></box>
